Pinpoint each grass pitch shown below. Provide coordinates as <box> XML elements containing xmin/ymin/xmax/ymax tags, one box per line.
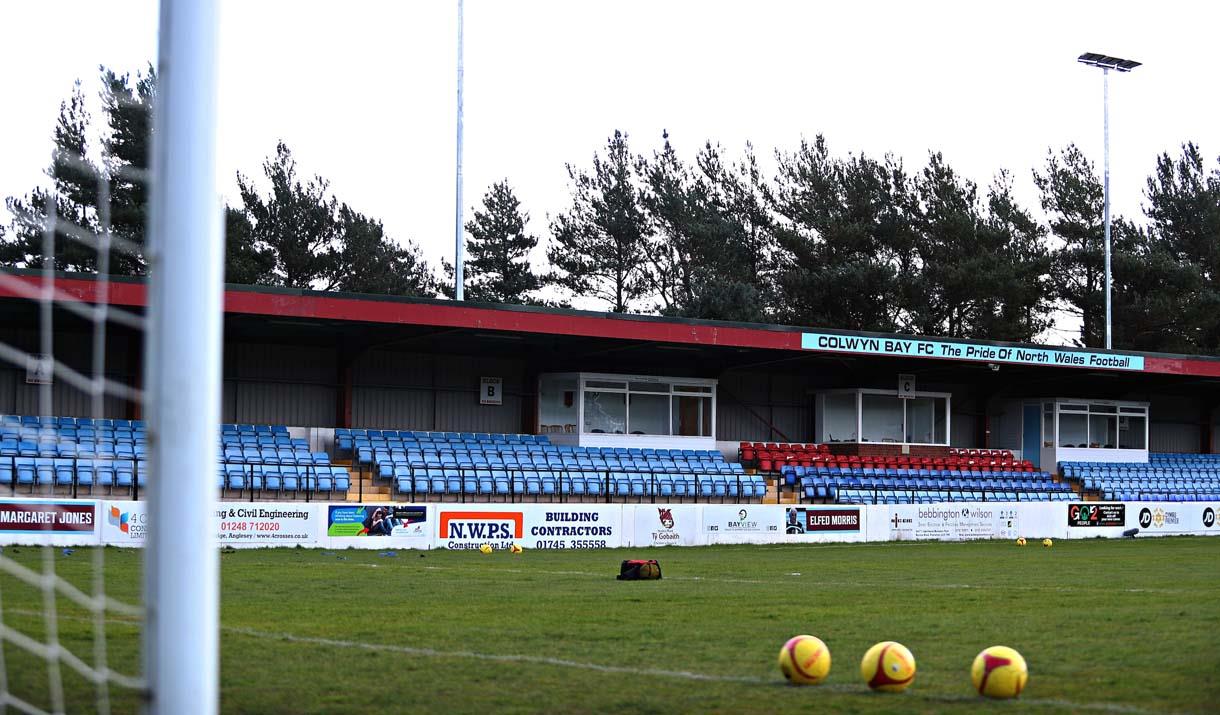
<box><xmin>2</xmin><ymin>538</ymin><xmax>1218</xmax><ymax>714</ymax></box>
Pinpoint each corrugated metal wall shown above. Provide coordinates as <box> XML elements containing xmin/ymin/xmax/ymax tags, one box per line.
<box><xmin>351</xmin><ymin>349</ymin><xmax>525</xmax><ymax>433</ymax></box>
<box><xmin>0</xmin><ymin>328</ymin><xmax>136</xmax><ymax>418</ymax></box>
<box><xmin>716</xmin><ymin>371</ymin><xmax>813</xmax><ymax>442</ymax></box>
<box><xmin>1150</xmin><ymin>423</ymin><xmax>1200</xmax><ymax>453</ymax></box>
<box><xmin>223</xmin><ymin>343</ymin><xmax>337</xmax><ymax>427</ymax></box>
<box><xmin>1148</xmin><ymin>395</ymin><xmax>1205</xmax><ymax>454</ymax></box>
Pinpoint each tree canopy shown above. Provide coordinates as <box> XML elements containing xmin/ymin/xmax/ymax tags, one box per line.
<box><xmin>7</xmin><ymin>68</ymin><xmax>1220</xmax><ymax>355</ymax></box>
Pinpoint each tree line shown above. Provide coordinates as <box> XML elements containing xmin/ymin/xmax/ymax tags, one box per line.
<box><xmin>4</xmin><ymin>68</ymin><xmax>1219</xmax><ymax>354</ymax></box>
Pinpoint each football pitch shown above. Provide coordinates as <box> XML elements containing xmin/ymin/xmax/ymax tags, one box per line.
<box><xmin>2</xmin><ymin>538</ymin><xmax>1218</xmax><ymax>714</ymax></box>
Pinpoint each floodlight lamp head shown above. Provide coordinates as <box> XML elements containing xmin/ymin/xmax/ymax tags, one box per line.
<box><xmin>1078</xmin><ymin>53</ymin><xmax>1142</xmax><ymax>72</ymax></box>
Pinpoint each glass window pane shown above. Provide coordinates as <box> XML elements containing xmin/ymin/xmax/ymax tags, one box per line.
<box><xmin>823</xmin><ymin>393</ymin><xmax>857</xmax><ymax>442</ymax></box>
<box><xmin>1089</xmin><ymin>414</ymin><xmax>1117</xmax><ymax>448</ymax></box>
<box><xmin>1088</xmin><ymin>404</ymin><xmax>1117</xmax><ymax>414</ymax></box>
<box><xmin>1043</xmin><ymin>412</ymin><xmax>1054</xmax><ymax>447</ymax></box>
<box><xmin>1059</xmin><ymin>413</ymin><xmax>1087</xmax><ymax>448</ymax></box>
<box><xmin>1119</xmin><ymin>416</ymin><xmax>1147</xmax><ymax>449</ymax></box>
<box><xmin>906</xmin><ymin>398</ymin><xmax>932</xmax><ymax>443</ymax></box>
<box><xmin>861</xmin><ymin>394</ymin><xmax>903</xmax><ymax>443</ymax></box>
<box><xmin>628</xmin><ymin>393</ymin><xmax>669</xmax><ymax>435</ymax></box>
<box><xmin>672</xmin><ymin>385</ymin><xmax>713</xmax><ymax>394</ymax></box>
<box><xmin>538</xmin><ymin>375</ymin><xmax>578</xmax><ymax>434</ymax></box>
<box><xmin>584</xmin><ymin>391</ymin><xmax>626</xmax><ymax>434</ymax></box>
<box><xmin>672</xmin><ymin>396</ymin><xmax>712</xmax><ymax>437</ymax></box>
<box><xmin>629</xmin><ymin>382</ymin><xmax>671</xmax><ymax>394</ymax></box>
<box><xmin>585</xmin><ymin>380</ymin><xmax>626</xmax><ymax>390</ymax></box>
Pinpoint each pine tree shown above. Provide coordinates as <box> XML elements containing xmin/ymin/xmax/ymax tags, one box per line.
<box><xmin>462</xmin><ymin>181</ymin><xmax>544</xmax><ymax>304</ymax></box>
<box><xmin>636</xmin><ymin>133</ymin><xmax>768</xmax><ymax>321</ymax></box>
<box><xmin>547</xmin><ymin>130</ymin><xmax>649</xmax><ymax>312</ymax></box>
<box><xmin>236</xmin><ymin>142</ymin><xmax>339</xmax><ymax>289</ymax></box>
<box><xmin>772</xmin><ymin>135</ymin><xmax>912</xmax><ymax>332</ymax></box>
<box><xmin>328</xmin><ymin>205</ymin><xmax>439</xmax><ymax>297</ymax></box>
<box><xmin>973</xmin><ymin>171</ymin><xmax>1053</xmax><ymax>342</ymax></box>
<box><xmin>4</xmin><ymin>81</ymin><xmax>105</xmax><ymax>272</ymax></box>
<box><xmin>99</xmin><ymin>67</ymin><xmax>155</xmax><ymax>275</ymax></box>
<box><xmin>1033</xmin><ymin>145</ymin><xmax>1109</xmax><ymax>347</ymax></box>
<box><xmin>223</xmin><ymin>207</ymin><xmax>276</xmax><ymax>285</ymax></box>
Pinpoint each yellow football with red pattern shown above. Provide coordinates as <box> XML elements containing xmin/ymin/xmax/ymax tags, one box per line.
<box><xmin>777</xmin><ymin>635</ymin><xmax>831</xmax><ymax>685</ymax></box>
<box><xmin>971</xmin><ymin>645</ymin><xmax>1028</xmax><ymax>699</ymax></box>
<box><xmin>860</xmin><ymin>641</ymin><xmax>916</xmax><ymax>692</ymax></box>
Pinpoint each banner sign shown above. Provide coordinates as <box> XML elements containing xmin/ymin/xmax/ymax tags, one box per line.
<box><xmin>1130</xmin><ymin>502</ymin><xmax>1220</xmax><ymax>536</ymax></box>
<box><xmin>100</xmin><ymin>501</ymin><xmax>320</xmax><ymax>547</ymax></box>
<box><xmin>102</xmin><ymin>502</ymin><xmax>148</xmax><ymax>543</ymax></box>
<box><xmin>783</xmin><ymin>506</ymin><xmax>867</xmax><ymax>542</ymax></box>
<box><xmin>785</xmin><ymin>507</ymin><xmax>861</xmax><ymax>533</ymax></box>
<box><xmin>0</xmin><ymin>500</ymin><xmax>95</xmax><ymax>533</ymax></box>
<box><xmin>703</xmin><ymin>505</ymin><xmax>782</xmax><ymax>543</ymax></box>
<box><xmin>800</xmin><ymin>332</ymin><xmax>1144</xmax><ymax>371</ymax></box>
<box><xmin>632</xmin><ymin>505</ymin><xmax>700</xmax><ymax>546</ymax></box>
<box><xmin>327</xmin><ymin>504</ymin><xmax>427</xmax><ymax>538</ymax></box>
<box><xmin>1067</xmin><ymin>503</ymin><xmax>1125</xmax><ymax>527</ymax></box>
<box><xmin>218</xmin><ymin>505</ymin><xmax>319</xmax><ymax>545</ymax></box>
<box><xmin>886</xmin><ymin>503</ymin><xmax>1019</xmax><ymax>541</ymax></box>
<box><xmin>436</xmin><ymin>505</ymin><xmax>622</xmax><ymax>550</ymax></box>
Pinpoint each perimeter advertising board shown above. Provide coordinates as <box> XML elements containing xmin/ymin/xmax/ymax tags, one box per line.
<box><xmin>881</xmin><ymin>503</ymin><xmax>1019</xmax><ymax>541</ymax></box>
<box><xmin>435</xmin><ymin>505</ymin><xmax>623</xmax><ymax>550</ymax></box>
<box><xmin>630</xmin><ymin>505</ymin><xmax>700</xmax><ymax>546</ymax></box>
<box><xmin>702</xmin><ymin>505</ymin><xmax>783</xmax><ymax>544</ymax></box>
<box><xmin>783</xmin><ymin>505</ymin><xmax>867</xmax><ymax>542</ymax></box>
<box><xmin>0</xmin><ymin>499</ymin><xmax>98</xmax><ymax>546</ymax></box>
<box><xmin>1128</xmin><ymin>502</ymin><xmax>1220</xmax><ymax>536</ymax></box>
<box><xmin>326</xmin><ymin>504</ymin><xmax>430</xmax><ymax>549</ymax></box>
<box><xmin>99</xmin><ymin>501</ymin><xmax>321</xmax><ymax>547</ymax></box>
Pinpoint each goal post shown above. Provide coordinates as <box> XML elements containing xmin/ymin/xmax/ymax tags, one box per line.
<box><xmin>143</xmin><ymin>0</ymin><xmax>222</xmax><ymax>712</ymax></box>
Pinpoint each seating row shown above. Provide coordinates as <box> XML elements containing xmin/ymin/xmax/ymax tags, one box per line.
<box><xmin>372</xmin><ymin>456</ymin><xmax>742</xmax><ymax>478</ymax></box>
<box><xmin>1</xmin><ymin>415</ymin><xmax>144</xmax><ymax>428</ymax></box>
<box><xmin>2</xmin><ymin>458</ymin><xmax>144</xmax><ymax>491</ymax></box>
<box><xmin>393</xmin><ymin>472</ymin><xmax>768</xmax><ymax>502</ymax></box>
<box><xmin>797</xmin><ymin>475</ymin><xmax>1071</xmax><ymax>494</ymax></box>
<box><xmin>339</xmin><ymin>430</ymin><xmax>550</xmax><ymax>454</ymax></box>
<box><xmin>827</xmin><ymin>488</ymin><xmax>1078</xmax><ymax>505</ymax></box>
<box><xmin>1</xmin><ymin>440</ymin><xmax>147</xmax><ymax>459</ymax></box>
<box><xmin>220</xmin><ymin>464</ymin><xmax>349</xmax><ymax>496</ymax></box>
<box><xmin>1061</xmin><ymin>454</ymin><xmax>1220</xmax><ymax>502</ymax></box>
<box><xmin>1103</xmin><ymin>491</ymin><xmax>1220</xmax><ymax>502</ymax></box>
<box><xmin>782</xmin><ymin>465</ymin><xmax>1048</xmax><ymax>482</ymax></box>
<box><xmin>222</xmin><ymin>449</ymin><xmax>330</xmax><ymax>466</ymax></box>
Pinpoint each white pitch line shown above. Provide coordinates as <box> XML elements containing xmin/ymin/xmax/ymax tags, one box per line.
<box><xmin>222</xmin><ymin>625</ymin><xmax>1183</xmax><ymax>715</ymax></box>
<box><xmin>4</xmin><ymin>608</ymin><xmax>1189</xmax><ymax>714</ymax></box>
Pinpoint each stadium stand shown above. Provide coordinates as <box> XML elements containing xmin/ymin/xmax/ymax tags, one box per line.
<box><xmin>337</xmin><ymin>429</ymin><xmax>766</xmax><ymax>503</ymax></box>
<box><xmin>777</xmin><ymin>446</ymin><xmax>1070</xmax><ymax>504</ymax></box>
<box><xmin>0</xmin><ymin>415</ymin><xmax>349</xmax><ymax>499</ymax></box>
<box><xmin>739</xmin><ymin>442</ymin><xmax>1031</xmax><ymax>473</ymax></box>
<box><xmin>1060</xmin><ymin>453</ymin><xmax>1220</xmax><ymax>501</ymax></box>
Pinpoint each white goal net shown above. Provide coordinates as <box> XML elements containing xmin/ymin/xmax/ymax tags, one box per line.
<box><xmin>0</xmin><ymin>1</ymin><xmax>222</xmax><ymax>713</ymax></box>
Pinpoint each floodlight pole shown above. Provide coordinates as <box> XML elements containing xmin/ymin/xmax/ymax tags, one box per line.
<box><xmin>1078</xmin><ymin>52</ymin><xmax>1139</xmax><ymax>349</ymax></box>
<box><xmin>1103</xmin><ymin>66</ymin><xmax>1111</xmax><ymax>350</ymax></box>
<box><xmin>454</xmin><ymin>0</ymin><xmax>465</xmax><ymax>301</ymax></box>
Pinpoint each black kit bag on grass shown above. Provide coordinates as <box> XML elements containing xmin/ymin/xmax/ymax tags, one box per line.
<box><xmin>617</xmin><ymin>559</ymin><xmax>662</xmax><ymax>580</ymax></box>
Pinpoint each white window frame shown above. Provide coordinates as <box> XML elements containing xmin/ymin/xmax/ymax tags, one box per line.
<box><xmin>538</xmin><ymin>372</ymin><xmax>717</xmax><ymax>437</ymax></box>
<box><xmin>817</xmin><ymin>388</ymin><xmax>952</xmax><ymax>446</ymax></box>
<box><xmin>1050</xmin><ymin>398</ymin><xmax>1148</xmax><ymax>451</ymax></box>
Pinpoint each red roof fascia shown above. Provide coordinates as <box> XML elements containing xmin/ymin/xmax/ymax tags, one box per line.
<box><xmin>6</xmin><ymin>274</ymin><xmax>1220</xmax><ymax>378</ymax></box>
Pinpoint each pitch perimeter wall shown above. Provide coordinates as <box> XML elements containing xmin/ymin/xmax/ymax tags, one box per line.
<box><xmin>1</xmin><ymin>498</ymin><xmax>1215</xmax><ymax>550</ymax></box>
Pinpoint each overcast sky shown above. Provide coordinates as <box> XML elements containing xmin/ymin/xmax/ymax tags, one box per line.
<box><xmin>3</xmin><ymin>1</ymin><xmax>1219</xmax><ymax>341</ymax></box>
